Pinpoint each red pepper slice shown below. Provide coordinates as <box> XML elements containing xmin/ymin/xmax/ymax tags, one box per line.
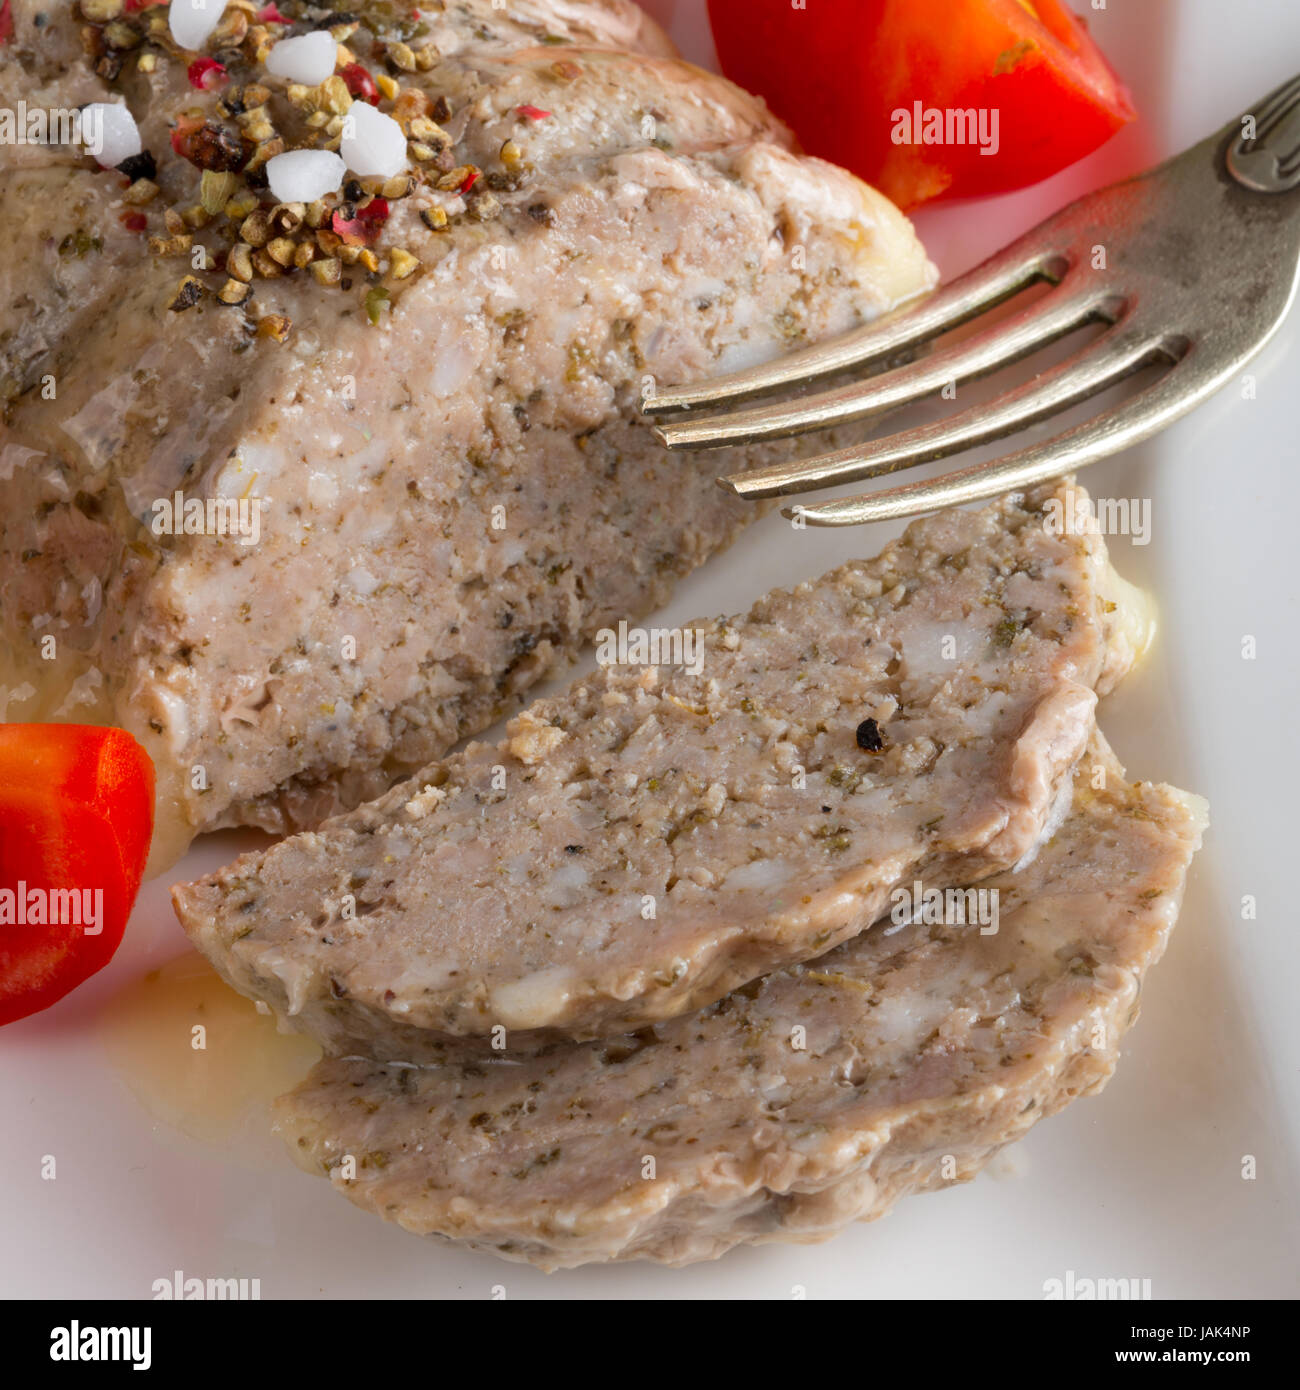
<box><xmin>0</xmin><ymin>726</ymin><xmax>154</xmax><ymax>1026</ymax></box>
<box><xmin>0</xmin><ymin>1</ymin><xmax>13</xmax><ymax>45</ymax></box>
<box><xmin>707</xmin><ymin>0</ymin><xmax>1136</xmax><ymax>211</ymax></box>
<box><xmin>257</xmin><ymin>3</ymin><xmax>290</xmax><ymax>22</ymax></box>
<box><xmin>516</xmin><ymin>104</ymin><xmax>552</xmax><ymax>121</ymax></box>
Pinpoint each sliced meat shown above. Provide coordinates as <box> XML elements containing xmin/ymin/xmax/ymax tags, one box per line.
<box><xmin>173</xmin><ymin>481</ymin><xmax>1154</xmax><ymax>1053</ymax></box>
<box><xmin>273</xmin><ymin>736</ymin><xmax>1206</xmax><ymax>1268</ymax></box>
<box><xmin>0</xmin><ymin>0</ymin><xmax>935</xmax><ymax>868</ymax></box>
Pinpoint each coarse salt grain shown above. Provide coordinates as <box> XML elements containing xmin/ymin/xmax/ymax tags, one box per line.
<box><xmin>340</xmin><ymin>101</ymin><xmax>407</xmax><ymax>178</ymax></box>
<box><xmin>266</xmin><ymin>148</ymin><xmax>346</xmax><ymax>204</ymax></box>
<box><xmin>265</xmin><ymin>31</ymin><xmax>338</xmax><ymax>86</ymax></box>
<box><xmin>83</xmin><ymin>102</ymin><xmax>142</xmax><ymax>168</ymax></box>
<box><xmin>169</xmin><ymin>0</ymin><xmax>225</xmax><ymax>51</ymax></box>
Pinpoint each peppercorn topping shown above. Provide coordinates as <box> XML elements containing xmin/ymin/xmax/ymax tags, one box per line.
<box><xmin>856</xmin><ymin>718</ymin><xmax>886</xmax><ymax>753</ymax></box>
<box><xmin>68</xmin><ymin>1</ymin><xmax>553</xmax><ymax>341</ymax></box>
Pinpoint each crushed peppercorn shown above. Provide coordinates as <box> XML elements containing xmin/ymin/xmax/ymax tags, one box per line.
<box><xmin>856</xmin><ymin>718</ymin><xmax>885</xmax><ymax>753</ymax></box>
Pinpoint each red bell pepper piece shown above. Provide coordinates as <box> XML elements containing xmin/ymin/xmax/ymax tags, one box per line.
<box><xmin>0</xmin><ymin>726</ymin><xmax>154</xmax><ymax>1025</ymax></box>
<box><xmin>708</xmin><ymin>0</ymin><xmax>1136</xmax><ymax>211</ymax></box>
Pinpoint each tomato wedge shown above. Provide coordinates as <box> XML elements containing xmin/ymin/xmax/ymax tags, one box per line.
<box><xmin>0</xmin><ymin>726</ymin><xmax>154</xmax><ymax>1025</ymax></box>
<box><xmin>707</xmin><ymin>0</ymin><xmax>1137</xmax><ymax>210</ymax></box>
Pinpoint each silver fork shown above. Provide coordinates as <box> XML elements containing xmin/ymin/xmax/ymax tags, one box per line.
<box><xmin>641</xmin><ymin>74</ymin><xmax>1300</xmax><ymax>526</ymax></box>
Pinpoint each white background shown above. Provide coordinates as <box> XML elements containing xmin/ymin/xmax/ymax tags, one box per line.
<box><xmin>2</xmin><ymin>0</ymin><xmax>1297</xmax><ymax>1298</ymax></box>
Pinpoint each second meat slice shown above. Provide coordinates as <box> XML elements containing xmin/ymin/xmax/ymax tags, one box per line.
<box><xmin>173</xmin><ymin>480</ymin><xmax>1150</xmax><ymax>1054</ymax></box>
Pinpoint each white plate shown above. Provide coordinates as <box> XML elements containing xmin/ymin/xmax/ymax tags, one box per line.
<box><xmin>4</xmin><ymin>0</ymin><xmax>1297</xmax><ymax>1300</ymax></box>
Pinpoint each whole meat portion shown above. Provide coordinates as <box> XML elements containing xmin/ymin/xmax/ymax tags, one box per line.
<box><xmin>274</xmin><ymin>736</ymin><xmax>1207</xmax><ymax>1268</ymax></box>
<box><xmin>0</xmin><ymin>1</ymin><xmax>935</xmax><ymax>869</ymax></box>
<box><xmin>173</xmin><ymin>481</ymin><xmax>1153</xmax><ymax>1053</ymax></box>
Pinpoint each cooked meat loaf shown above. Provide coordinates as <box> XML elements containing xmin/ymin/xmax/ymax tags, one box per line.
<box><xmin>0</xmin><ymin>0</ymin><xmax>935</xmax><ymax>869</ymax></box>
<box><xmin>274</xmin><ymin>737</ymin><xmax>1206</xmax><ymax>1268</ymax></box>
<box><xmin>174</xmin><ymin>481</ymin><xmax>1153</xmax><ymax>1053</ymax></box>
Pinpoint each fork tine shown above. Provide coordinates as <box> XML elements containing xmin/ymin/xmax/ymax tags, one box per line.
<box><xmin>722</xmin><ymin>328</ymin><xmax>1165</xmax><ymax>499</ymax></box>
<box><xmin>657</xmin><ymin>288</ymin><xmax>1119</xmax><ymax>450</ymax></box>
<box><xmin>784</xmin><ymin>359</ymin><xmax>1193</xmax><ymax>527</ymax></box>
<box><xmin>638</xmin><ymin>240</ymin><xmax>1068</xmax><ymax>416</ymax></box>
<box><xmin>1251</xmin><ymin>73</ymin><xmax>1300</xmax><ymax>140</ymax></box>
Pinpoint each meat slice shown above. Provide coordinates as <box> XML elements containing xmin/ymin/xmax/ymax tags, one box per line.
<box><xmin>173</xmin><ymin>481</ymin><xmax>1153</xmax><ymax>1053</ymax></box>
<box><xmin>0</xmin><ymin>0</ymin><xmax>935</xmax><ymax>868</ymax></box>
<box><xmin>273</xmin><ymin>737</ymin><xmax>1206</xmax><ymax>1268</ymax></box>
